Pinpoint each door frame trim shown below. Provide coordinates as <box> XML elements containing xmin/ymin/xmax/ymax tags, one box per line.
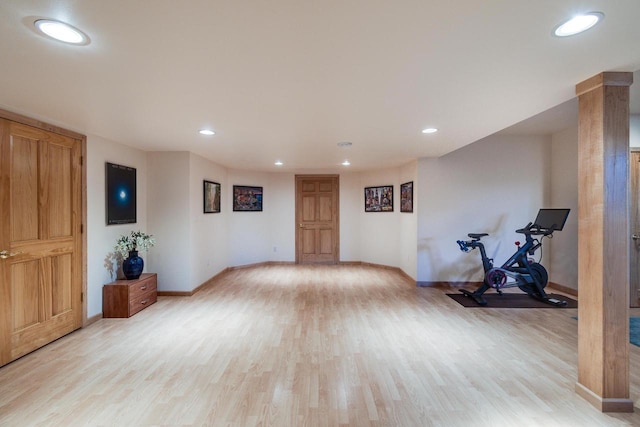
<box><xmin>0</xmin><ymin>108</ymin><xmax>88</xmax><ymax>325</ymax></box>
<box><xmin>630</xmin><ymin>149</ymin><xmax>640</xmax><ymax>307</ymax></box>
<box><xmin>295</xmin><ymin>174</ymin><xmax>340</xmax><ymax>264</ymax></box>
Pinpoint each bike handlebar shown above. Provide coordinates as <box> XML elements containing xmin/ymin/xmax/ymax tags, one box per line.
<box><xmin>515</xmin><ymin>222</ymin><xmax>554</xmax><ymax>236</ymax></box>
<box><xmin>457</xmin><ymin>240</ymin><xmax>469</xmax><ymax>252</ymax></box>
<box><xmin>515</xmin><ymin>222</ymin><xmax>533</xmax><ymax>234</ymax></box>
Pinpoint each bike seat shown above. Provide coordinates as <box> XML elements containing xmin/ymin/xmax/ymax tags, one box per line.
<box><xmin>468</xmin><ymin>233</ymin><xmax>488</xmax><ymax>240</ymax></box>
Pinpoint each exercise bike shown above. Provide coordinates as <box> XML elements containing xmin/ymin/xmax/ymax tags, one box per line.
<box><xmin>456</xmin><ymin>209</ymin><xmax>570</xmax><ymax>306</ymax></box>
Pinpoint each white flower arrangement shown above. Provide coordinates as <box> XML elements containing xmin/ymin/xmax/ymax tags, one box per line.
<box><xmin>114</xmin><ymin>231</ymin><xmax>155</xmax><ymax>258</ymax></box>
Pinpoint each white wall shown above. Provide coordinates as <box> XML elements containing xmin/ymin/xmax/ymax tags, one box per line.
<box><xmin>356</xmin><ymin>164</ymin><xmax>417</xmax><ymax>274</ymax></box>
<box><xmin>544</xmin><ymin>114</ymin><xmax>639</xmax><ymax>291</ymax></box>
<box><xmin>266</xmin><ymin>173</ymin><xmax>296</xmax><ymax>262</ymax></box>
<box><xmin>189</xmin><ymin>153</ymin><xmax>230</xmax><ymax>287</ymax></box>
<box><xmin>225</xmin><ymin>171</ymin><xmax>297</xmax><ymax>264</ymax></box>
<box><xmin>227</xmin><ymin>169</ymin><xmax>273</xmax><ymax>266</ymax></box>
<box><xmin>549</xmin><ymin>126</ymin><xmax>579</xmax><ymax>290</ymax></box>
<box><xmin>223</xmin><ymin>169</ymin><xmax>413</xmax><ymax>272</ymax></box>
<box><xmin>359</xmin><ymin>168</ymin><xmax>402</xmax><ymax>267</ymax></box>
<box><xmin>147</xmin><ymin>151</ymin><xmax>234</xmax><ymax>292</ymax></box>
<box><xmin>224</xmin><ymin>171</ymin><xmax>366</xmax><ymax>265</ymax></box>
<box><xmin>87</xmin><ymin>135</ymin><xmax>148</xmax><ymax>318</ymax></box>
<box><xmin>339</xmin><ymin>172</ymin><xmax>362</xmax><ymax>262</ymax></box>
<box><xmin>147</xmin><ymin>152</ymin><xmax>191</xmax><ymax>292</ymax></box>
<box><xmin>416</xmin><ymin>134</ymin><xmax>551</xmax><ymax>283</ymax></box>
<box><xmin>399</xmin><ymin>161</ymin><xmax>418</xmax><ymax>279</ymax></box>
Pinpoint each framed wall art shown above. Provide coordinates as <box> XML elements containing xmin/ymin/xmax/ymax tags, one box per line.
<box><xmin>400</xmin><ymin>181</ymin><xmax>413</xmax><ymax>213</ymax></box>
<box><xmin>364</xmin><ymin>185</ymin><xmax>393</xmax><ymax>212</ymax></box>
<box><xmin>106</xmin><ymin>162</ymin><xmax>137</xmax><ymax>225</ymax></box>
<box><xmin>233</xmin><ymin>185</ymin><xmax>263</xmax><ymax>211</ymax></box>
<box><xmin>203</xmin><ymin>180</ymin><xmax>221</xmax><ymax>213</ymax></box>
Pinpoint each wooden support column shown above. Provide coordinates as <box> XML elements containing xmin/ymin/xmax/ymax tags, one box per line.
<box><xmin>575</xmin><ymin>71</ymin><xmax>634</xmax><ymax>412</ymax></box>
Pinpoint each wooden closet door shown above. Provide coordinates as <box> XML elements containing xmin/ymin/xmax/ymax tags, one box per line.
<box><xmin>0</xmin><ymin>120</ymin><xmax>83</xmax><ymax>366</ymax></box>
<box><xmin>295</xmin><ymin>175</ymin><xmax>339</xmax><ymax>264</ymax></box>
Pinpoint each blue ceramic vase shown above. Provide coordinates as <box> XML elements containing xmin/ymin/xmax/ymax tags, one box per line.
<box><xmin>123</xmin><ymin>250</ymin><xmax>144</xmax><ymax>280</ymax></box>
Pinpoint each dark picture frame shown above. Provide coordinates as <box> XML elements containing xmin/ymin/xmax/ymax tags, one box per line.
<box><xmin>364</xmin><ymin>185</ymin><xmax>393</xmax><ymax>212</ymax></box>
<box><xmin>203</xmin><ymin>180</ymin><xmax>221</xmax><ymax>213</ymax></box>
<box><xmin>400</xmin><ymin>181</ymin><xmax>413</xmax><ymax>213</ymax></box>
<box><xmin>233</xmin><ymin>185</ymin><xmax>263</xmax><ymax>211</ymax></box>
<box><xmin>105</xmin><ymin>162</ymin><xmax>137</xmax><ymax>225</ymax></box>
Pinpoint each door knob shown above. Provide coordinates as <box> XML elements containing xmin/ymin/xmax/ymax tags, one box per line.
<box><xmin>0</xmin><ymin>250</ymin><xmax>18</xmax><ymax>259</ymax></box>
<box><xmin>633</xmin><ymin>234</ymin><xmax>640</xmax><ymax>240</ymax></box>
<box><xmin>299</xmin><ymin>223</ymin><xmax>304</xmax><ymax>228</ymax></box>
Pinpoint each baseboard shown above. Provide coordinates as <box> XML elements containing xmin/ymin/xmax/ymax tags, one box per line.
<box><xmin>359</xmin><ymin>261</ymin><xmax>399</xmax><ymax>271</ymax></box>
<box><xmin>158</xmin><ymin>290</ymin><xmax>193</xmax><ymax>296</ymax></box>
<box><xmin>548</xmin><ymin>281</ymin><xmax>578</xmax><ymax>296</ymax></box>
<box><xmin>395</xmin><ymin>268</ymin><xmax>417</xmax><ymax>285</ymax></box>
<box><xmin>575</xmin><ymin>382</ymin><xmax>634</xmax><ymax>413</ymax></box>
<box><xmin>339</xmin><ymin>261</ymin><xmax>415</xmax><ymax>285</ymax></box>
<box><xmin>158</xmin><ymin>267</ymin><xmax>235</xmax><ymax>296</ymax></box>
<box><xmin>417</xmin><ymin>281</ymin><xmax>481</xmax><ymax>288</ymax></box>
<box><xmin>227</xmin><ymin>261</ymin><xmax>296</xmax><ymax>271</ymax></box>
<box><xmin>85</xmin><ymin>312</ymin><xmax>102</xmax><ymax>326</ymax></box>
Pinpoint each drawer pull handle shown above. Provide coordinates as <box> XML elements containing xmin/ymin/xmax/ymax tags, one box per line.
<box><xmin>140</xmin><ymin>286</ymin><xmax>147</xmax><ymax>290</ymax></box>
<box><xmin>141</xmin><ymin>300</ymin><xmax>148</xmax><ymax>305</ymax></box>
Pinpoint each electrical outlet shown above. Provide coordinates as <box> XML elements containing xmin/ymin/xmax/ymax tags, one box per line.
<box><xmin>273</xmin><ymin>246</ymin><xmax>277</xmax><ymax>252</ymax></box>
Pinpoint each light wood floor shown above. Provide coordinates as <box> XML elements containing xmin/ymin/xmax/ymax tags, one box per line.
<box><xmin>2</xmin><ymin>265</ymin><xmax>640</xmax><ymax>426</ymax></box>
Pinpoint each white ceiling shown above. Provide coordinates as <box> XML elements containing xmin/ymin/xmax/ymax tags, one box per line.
<box><xmin>1</xmin><ymin>1</ymin><xmax>640</xmax><ymax>172</ymax></box>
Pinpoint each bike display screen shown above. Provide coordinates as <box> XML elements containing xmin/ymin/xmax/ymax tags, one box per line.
<box><xmin>533</xmin><ymin>209</ymin><xmax>570</xmax><ymax>231</ymax></box>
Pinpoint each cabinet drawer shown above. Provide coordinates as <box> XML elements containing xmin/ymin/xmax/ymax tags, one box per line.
<box><xmin>103</xmin><ymin>273</ymin><xmax>158</xmax><ymax>318</ymax></box>
<box><xmin>129</xmin><ymin>291</ymin><xmax>157</xmax><ymax>316</ymax></box>
<box><xmin>129</xmin><ymin>276</ymin><xmax>157</xmax><ymax>300</ymax></box>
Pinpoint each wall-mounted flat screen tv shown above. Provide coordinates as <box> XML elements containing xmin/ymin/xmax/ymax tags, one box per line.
<box><xmin>106</xmin><ymin>162</ymin><xmax>137</xmax><ymax>225</ymax></box>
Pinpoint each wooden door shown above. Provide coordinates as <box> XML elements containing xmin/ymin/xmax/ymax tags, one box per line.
<box><xmin>0</xmin><ymin>119</ymin><xmax>83</xmax><ymax>366</ymax></box>
<box><xmin>631</xmin><ymin>151</ymin><xmax>640</xmax><ymax>307</ymax></box>
<box><xmin>295</xmin><ymin>175</ymin><xmax>339</xmax><ymax>264</ymax></box>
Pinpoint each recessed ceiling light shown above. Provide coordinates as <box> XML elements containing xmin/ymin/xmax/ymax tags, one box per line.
<box><xmin>274</xmin><ymin>160</ymin><xmax>283</xmax><ymax>166</ymax></box>
<box><xmin>34</xmin><ymin>19</ymin><xmax>89</xmax><ymax>45</ymax></box>
<box><xmin>342</xmin><ymin>160</ymin><xmax>351</xmax><ymax>166</ymax></box>
<box><xmin>199</xmin><ymin>129</ymin><xmax>215</xmax><ymax>135</ymax></box>
<box><xmin>554</xmin><ymin>12</ymin><xmax>604</xmax><ymax>37</ymax></box>
<box><xmin>422</xmin><ymin>128</ymin><xmax>438</xmax><ymax>134</ymax></box>
<box><xmin>337</xmin><ymin>141</ymin><xmax>353</xmax><ymax>148</ymax></box>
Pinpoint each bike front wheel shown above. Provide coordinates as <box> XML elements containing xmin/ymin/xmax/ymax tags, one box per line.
<box><xmin>530</xmin><ymin>263</ymin><xmax>548</xmax><ymax>288</ymax></box>
<box><xmin>516</xmin><ymin>263</ymin><xmax>548</xmax><ymax>296</ymax></box>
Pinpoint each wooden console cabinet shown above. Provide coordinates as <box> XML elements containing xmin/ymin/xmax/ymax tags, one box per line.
<box><xmin>103</xmin><ymin>273</ymin><xmax>157</xmax><ymax>318</ymax></box>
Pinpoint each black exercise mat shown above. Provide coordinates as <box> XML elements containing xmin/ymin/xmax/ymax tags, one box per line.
<box><xmin>447</xmin><ymin>292</ymin><xmax>578</xmax><ymax>308</ymax></box>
